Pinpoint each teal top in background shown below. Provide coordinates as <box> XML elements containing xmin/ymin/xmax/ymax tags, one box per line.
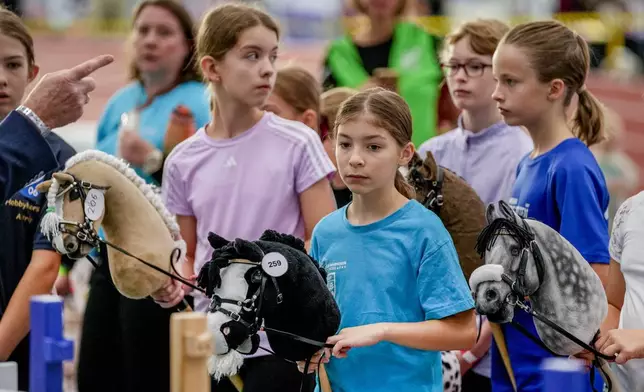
<box><xmin>95</xmin><ymin>80</ymin><xmax>211</xmax><ymax>185</ymax></box>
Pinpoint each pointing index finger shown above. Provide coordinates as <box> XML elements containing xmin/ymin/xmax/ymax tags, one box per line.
<box><xmin>67</xmin><ymin>55</ymin><xmax>114</xmax><ymax>80</ymax></box>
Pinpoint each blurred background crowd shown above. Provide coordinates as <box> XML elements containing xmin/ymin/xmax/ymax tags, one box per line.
<box><xmin>4</xmin><ymin>0</ymin><xmax>642</xmax><ymax>196</ymax></box>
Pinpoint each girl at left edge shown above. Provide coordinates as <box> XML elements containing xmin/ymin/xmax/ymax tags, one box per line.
<box><xmin>301</xmin><ymin>88</ymin><xmax>476</xmax><ymax>392</ymax></box>
<box><xmin>0</xmin><ymin>6</ymin><xmax>76</xmax><ymax>390</ymax></box>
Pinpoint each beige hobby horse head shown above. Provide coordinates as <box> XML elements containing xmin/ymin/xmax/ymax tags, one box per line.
<box><xmin>37</xmin><ymin>150</ymin><xmax>186</xmax><ymax>299</ymax></box>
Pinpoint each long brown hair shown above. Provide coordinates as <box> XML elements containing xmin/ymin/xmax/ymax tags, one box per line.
<box><xmin>128</xmin><ymin>0</ymin><xmax>200</xmax><ymax>83</ymax></box>
<box><xmin>501</xmin><ymin>20</ymin><xmax>605</xmax><ymax>146</ymax></box>
<box><xmin>334</xmin><ymin>88</ymin><xmax>415</xmax><ymax>199</ymax></box>
<box><xmin>0</xmin><ymin>5</ymin><xmax>35</xmax><ymax>71</ymax></box>
<box><xmin>273</xmin><ymin>66</ymin><xmax>320</xmax><ymax>123</ymax></box>
<box><xmin>197</xmin><ymin>3</ymin><xmax>280</xmax><ymax>112</ymax></box>
<box><xmin>321</xmin><ymin>87</ymin><xmax>359</xmax><ymax>135</ymax></box>
<box><xmin>196</xmin><ymin>3</ymin><xmax>280</xmax><ymax>62</ymax></box>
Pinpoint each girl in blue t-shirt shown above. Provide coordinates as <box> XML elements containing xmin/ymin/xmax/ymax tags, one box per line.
<box><xmin>490</xmin><ymin>20</ymin><xmax>610</xmax><ymax>392</ymax></box>
<box><xmin>302</xmin><ymin>88</ymin><xmax>476</xmax><ymax>392</ymax></box>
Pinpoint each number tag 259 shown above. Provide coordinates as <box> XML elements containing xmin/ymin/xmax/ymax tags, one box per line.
<box><xmin>261</xmin><ymin>252</ymin><xmax>288</xmax><ymax>277</ymax></box>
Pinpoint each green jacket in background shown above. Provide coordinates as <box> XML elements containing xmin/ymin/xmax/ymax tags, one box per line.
<box><xmin>326</xmin><ymin>21</ymin><xmax>443</xmax><ymax>146</ymax></box>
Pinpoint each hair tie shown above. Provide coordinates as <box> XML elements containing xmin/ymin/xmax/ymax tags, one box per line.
<box><xmin>577</xmin><ymin>84</ymin><xmax>587</xmax><ymax>94</ymax></box>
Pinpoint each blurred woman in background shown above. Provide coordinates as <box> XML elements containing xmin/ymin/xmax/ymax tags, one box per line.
<box><xmin>76</xmin><ymin>2</ymin><xmax>209</xmax><ymax>392</ymax></box>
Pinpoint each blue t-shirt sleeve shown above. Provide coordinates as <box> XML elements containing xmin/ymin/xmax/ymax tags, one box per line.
<box><xmin>308</xmin><ymin>230</ymin><xmax>324</xmax><ymax>268</ymax></box>
<box><xmin>553</xmin><ymin>162</ymin><xmax>610</xmax><ymax>263</ymax></box>
<box><xmin>418</xmin><ymin>239</ymin><xmax>474</xmax><ymax>320</ymax></box>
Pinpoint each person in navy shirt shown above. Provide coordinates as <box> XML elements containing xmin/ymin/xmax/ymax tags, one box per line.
<box><xmin>0</xmin><ymin>6</ymin><xmax>112</xmax><ymax>203</ymax></box>
<box><xmin>490</xmin><ymin>20</ymin><xmax>610</xmax><ymax>392</ymax></box>
<box><xmin>0</xmin><ymin>7</ymin><xmax>84</xmax><ymax>389</ymax></box>
<box><xmin>0</xmin><ymin>133</ymin><xmax>75</xmax><ymax>390</ymax></box>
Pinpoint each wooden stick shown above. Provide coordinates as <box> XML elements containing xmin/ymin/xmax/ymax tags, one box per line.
<box><xmin>319</xmin><ymin>363</ymin><xmax>333</xmax><ymax>392</ymax></box>
<box><xmin>490</xmin><ymin>322</ymin><xmax>517</xmax><ymax>392</ymax></box>
<box><xmin>170</xmin><ymin>312</ymin><xmax>213</xmax><ymax>392</ymax></box>
<box><xmin>229</xmin><ymin>374</ymin><xmax>244</xmax><ymax>391</ymax></box>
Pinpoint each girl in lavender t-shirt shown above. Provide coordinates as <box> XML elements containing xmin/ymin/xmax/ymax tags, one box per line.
<box><xmin>155</xmin><ymin>4</ymin><xmax>336</xmax><ymax>392</ymax></box>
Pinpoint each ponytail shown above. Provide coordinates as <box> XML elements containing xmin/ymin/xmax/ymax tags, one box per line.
<box><xmin>394</xmin><ymin>170</ymin><xmax>415</xmax><ymax>200</ymax></box>
<box><xmin>574</xmin><ymin>88</ymin><xmax>605</xmax><ymax>147</ymax></box>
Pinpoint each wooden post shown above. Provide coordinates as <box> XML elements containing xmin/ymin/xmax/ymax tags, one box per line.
<box><xmin>170</xmin><ymin>312</ymin><xmax>212</xmax><ymax>392</ymax></box>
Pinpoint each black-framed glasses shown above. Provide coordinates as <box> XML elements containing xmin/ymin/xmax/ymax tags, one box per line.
<box><xmin>441</xmin><ymin>62</ymin><xmax>492</xmax><ymax>78</ymax></box>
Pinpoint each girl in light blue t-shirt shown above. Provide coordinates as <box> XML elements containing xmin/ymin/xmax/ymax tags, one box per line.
<box><xmin>305</xmin><ymin>88</ymin><xmax>476</xmax><ymax>392</ymax></box>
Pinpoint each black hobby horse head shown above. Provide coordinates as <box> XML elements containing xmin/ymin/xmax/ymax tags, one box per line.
<box><xmin>196</xmin><ymin>229</ymin><xmax>340</xmax><ymax>380</ymax></box>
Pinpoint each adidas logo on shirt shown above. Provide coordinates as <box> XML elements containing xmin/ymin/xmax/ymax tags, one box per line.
<box><xmin>224</xmin><ymin>156</ymin><xmax>237</xmax><ymax>168</ymax></box>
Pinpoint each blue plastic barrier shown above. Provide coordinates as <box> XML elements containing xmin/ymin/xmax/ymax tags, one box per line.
<box><xmin>542</xmin><ymin>357</ymin><xmax>588</xmax><ymax>392</ymax></box>
<box><xmin>29</xmin><ymin>295</ymin><xmax>74</xmax><ymax>392</ymax></box>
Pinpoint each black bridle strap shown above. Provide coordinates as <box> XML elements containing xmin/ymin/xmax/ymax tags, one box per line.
<box><xmin>421</xmin><ymin>165</ymin><xmax>444</xmax><ymax>213</ymax></box>
<box><xmin>100</xmin><ymin>241</ymin><xmax>334</xmax><ymax>345</ymax></box>
<box><xmin>69</xmin><ymin>204</ymin><xmax>335</xmax><ymax>373</ymax></box>
<box><xmin>509</xmin><ymin>302</ymin><xmax>613</xmax><ymax>392</ymax></box>
<box><xmin>512</xmin><ymin>301</ymin><xmax>613</xmax><ymax>361</ymax></box>
<box><xmin>98</xmin><ymin>237</ymin><xmax>207</xmax><ymax>295</ymax></box>
<box><xmin>262</xmin><ymin>326</ymin><xmax>334</xmax><ymax>349</ymax></box>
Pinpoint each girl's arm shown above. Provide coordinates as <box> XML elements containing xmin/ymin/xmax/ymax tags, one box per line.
<box><xmin>299</xmin><ymin>178</ymin><xmax>336</xmax><ymax>250</ymax></box>
<box><xmin>153</xmin><ymin>155</ymin><xmax>197</xmax><ymax>307</ymax></box>
<box><xmin>381</xmin><ymin>309</ymin><xmax>476</xmax><ymax>351</ymax></box>
<box><xmin>456</xmin><ymin>317</ymin><xmax>494</xmax><ymax>371</ymax></box>
<box><xmin>150</xmin><ymin>216</ymin><xmax>196</xmax><ymax>308</ymax></box>
<box><xmin>326</xmin><ymin>309</ymin><xmax>476</xmax><ymax>357</ymax></box>
<box><xmin>601</xmin><ymin>197</ymin><xmax>629</xmax><ymax>332</ymax></box>
<box><xmin>601</xmin><ymin>259</ymin><xmax>625</xmax><ymax>334</ymax></box>
<box><xmin>578</xmin><ymin>200</ymin><xmax>629</xmax><ymax>363</ymax></box>
<box><xmin>176</xmin><ymin>215</ymin><xmax>197</xmax><ymax>279</ymax></box>
<box><xmin>293</xmin><ymin>126</ymin><xmax>337</xmax><ymax>250</ymax></box>
<box><xmin>0</xmin><ymin>250</ymin><xmax>60</xmax><ymax>360</ymax></box>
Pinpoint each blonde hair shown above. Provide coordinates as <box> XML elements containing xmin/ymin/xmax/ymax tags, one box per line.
<box><xmin>196</xmin><ymin>3</ymin><xmax>280</xmax><ymax>62</ymax></box>
<box><xmin>321</xmin><ymin>87</ymin><xmax>359</xmax><ymax>136</ymax></box>
<box><xmin>197</xmin><ymin>3</ymin><xmax>280</xmax><ymax>112</ymax></box>
<box><xmin>501</xmin><ymin>20</ymin><xmax>605</xmax><ymax>147</ymax></box>
<box><xmin>334</xmin><ymin>88</ymin><xmax>415</xmax><ymax>199</ymax></box>
<box><xmin>441</xmin><ymin>18</ymin><xmax>510</xmax><ymax>60</ymax></box>
<box><xmin>273</xmin><ymin>66</ymin><xmax>320</xmax><ymax>117</ymax></box>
